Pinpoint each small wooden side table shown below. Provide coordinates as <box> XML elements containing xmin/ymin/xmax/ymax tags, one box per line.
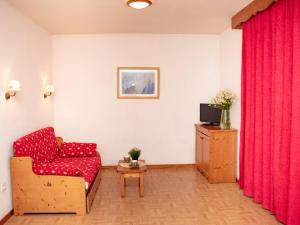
<box><xmin>117</xmin><ymin>160</ymin><xmax>147</xmax><ymax>197</ymax></box>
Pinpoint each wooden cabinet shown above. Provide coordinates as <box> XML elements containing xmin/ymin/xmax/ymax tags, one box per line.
<box><xmin>195</xmin><ymin>124</ymin><xmax>237</xmax><ymax>183</ymax></box>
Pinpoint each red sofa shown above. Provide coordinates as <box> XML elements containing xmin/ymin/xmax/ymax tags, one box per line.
<box><xmin>10</xmin><ymin>127</ymin><xmax>102</xmax><ymax>215</ymax></box>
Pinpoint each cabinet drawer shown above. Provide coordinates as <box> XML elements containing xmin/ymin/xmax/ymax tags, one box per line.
<box><xmin>198</xmin><ymin>132</ymin><xmax>210</xmax><ymax>140</ymax></box>
<box><xmin>197</xmin><ymin>126</ymin><xmax>211</xmax><ymax>136</ymax></box>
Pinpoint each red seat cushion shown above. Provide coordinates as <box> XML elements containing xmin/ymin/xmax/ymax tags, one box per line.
<box><xmin>60</xmin><ymin>142</ymin><xmax>97</xmax><ymax>158</ymax></box>
<box><xmin>13</xmin><ymin>127</ymin><xmax>58</xmax><ymax>163</ymax></box>
<box><xmin>32</xmin><ymin>154</ymin><xmax>101</xmax><ymax>185</ymax></box>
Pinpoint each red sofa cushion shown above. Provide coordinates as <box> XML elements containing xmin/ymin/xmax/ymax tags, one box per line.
<box><xmin>13</xmin><ymin>127</ymin><xmax>58</xmax><ymax>163</ymax></box>
<box><xmin>60</xmin><ymin>142</ymin><xmax>97</xmax><ymax>158</ymax></box>
<box><xmin>32</xmin><ymin>154</ymin><xmax>101</xmax><ymax>185</ymax></box>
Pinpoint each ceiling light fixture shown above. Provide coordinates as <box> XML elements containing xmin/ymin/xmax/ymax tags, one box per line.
<box><xmin>126</xmin><ymin>0</ymin><xmax>152</xmax><ymax>9</ymax></box>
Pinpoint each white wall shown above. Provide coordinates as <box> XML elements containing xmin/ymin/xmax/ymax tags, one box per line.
<box><xmin>219</xmin><ymin>28</ymin><xmax>243</xmax><ymax>177</ymax></box>
<box><xmin>52</xmin><ymin>34</ymin><xmax>220</xmax><ymax>165</ymax></box>
<box><xmin>0</xmin><ymin>0</ymin><xmax>53</xmax><ymax>219</ymax></box>
<box><xmin>0</xmin><ymin>0</ymin><xmax>243</xmax><ymax>217</ymax></box>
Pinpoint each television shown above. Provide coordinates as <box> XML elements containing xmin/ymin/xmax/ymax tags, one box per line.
<box><xmin>200</xmin><ymin>103</ymin><xmax>221</xmax><ymax>125</ymax></box>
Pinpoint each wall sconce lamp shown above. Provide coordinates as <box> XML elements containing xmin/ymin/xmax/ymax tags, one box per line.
<box><xmin>5</xmin><ymin>80</ymin><xmax>21</xmax><ymax>100</ymax></box>
<box><xmin>44</xmin><ymin>84</ymin><xmax>55</xmax><ymax>98</ymax></box>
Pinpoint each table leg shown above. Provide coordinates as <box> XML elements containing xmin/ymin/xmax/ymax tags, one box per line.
<box><xmin>139</xmin><ymin>173</ymin><xmax>144</xmax><ymax>197</ymax></box>
<box><xmin>120</xmin><ymin>174</ymin><xmax>125</xmax><ymax>197</ymax></box>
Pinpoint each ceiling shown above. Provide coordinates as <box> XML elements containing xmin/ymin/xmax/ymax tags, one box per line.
<box><xmin>7</xmin><ymin>0</ymin><xmax>252</xmax><ymax>34</ymax></box>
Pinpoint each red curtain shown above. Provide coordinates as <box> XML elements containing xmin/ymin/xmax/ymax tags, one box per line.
<box><xmin>240</xmin><ymin>0</ymin><xmax>300</xmax><ymax>224</ymax></box>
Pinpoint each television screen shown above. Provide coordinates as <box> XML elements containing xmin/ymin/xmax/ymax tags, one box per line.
<box><xmin>200</xmin><ymin>103</ymin><xmax>221</xmax><ymax>124</ymax></box>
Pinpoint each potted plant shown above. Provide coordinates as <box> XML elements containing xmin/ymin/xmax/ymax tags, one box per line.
<box><xmin>128</xmin><ymin>147</ymin><xmax>141</xmax><ymax>160</ymax></box>
<box><xmin>211</xmin><ymin>89</ymin><xmax>236</xmax><ymax>129</ymax></box>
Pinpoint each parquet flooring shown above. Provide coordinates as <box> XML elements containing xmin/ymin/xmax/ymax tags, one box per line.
<box><xmin>6</xmin><ymin>168</ymin><xmax>282</xmax><ymax>225</ymax></box>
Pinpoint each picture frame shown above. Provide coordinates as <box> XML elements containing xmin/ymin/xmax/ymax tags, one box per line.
<box><xmin>117</xmin><ymin>67</ymin><xmax>160</xmax><ymax>99</ymax></box>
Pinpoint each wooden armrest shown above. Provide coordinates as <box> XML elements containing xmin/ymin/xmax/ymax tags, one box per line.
<box><xmin>56</xmin><ymin>137</ymin><xmax>64</xmax><ymax>148</ymax></box>
<box><xmin>11</xmin><ymin>156</ymin><xmax>35</xmax><ymax>177</ymax></box>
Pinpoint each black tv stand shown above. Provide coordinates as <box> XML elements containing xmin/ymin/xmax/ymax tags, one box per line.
<box><xmin>201</xmin><ymin>123</ymin><xmax>220</xmax><ymax>126</ymax></box>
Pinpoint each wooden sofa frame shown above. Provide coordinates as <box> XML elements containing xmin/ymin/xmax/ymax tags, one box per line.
<box><xmin>10</xmin><ymin>137</ymin><xmax>102</xmax><ymax>216</ymax></box>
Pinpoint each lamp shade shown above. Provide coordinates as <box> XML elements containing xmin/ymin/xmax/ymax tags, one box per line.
<box><xmin>8</xmin><ymin>80</ymin><xmax>21</xmax><ymax>92</ymax></box>
<box><xmin>126</xmin><ymin>0</ymin><xmax>152</xmax><ymax>9</ymax></box>
<box><xmin>45</xmin><ymin>84</ymin><xmax>55</xmax><ymax>93</ymax></box>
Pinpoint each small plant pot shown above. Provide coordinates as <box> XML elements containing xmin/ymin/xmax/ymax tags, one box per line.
<box><xmin>131</xmin><ymin>160</ymin><xmax>139</xmax><ymax>167</ymax></box>
<box><xmin>128</xmin><ymin>148</ymin><xmax>141</xmax><ymax>161</ymax></box>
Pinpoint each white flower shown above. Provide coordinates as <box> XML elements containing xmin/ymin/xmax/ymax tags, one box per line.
<box><xmin>210</xmin><ymin>89</ymin><xmax>237</xmax><ymax>110</ymax></box>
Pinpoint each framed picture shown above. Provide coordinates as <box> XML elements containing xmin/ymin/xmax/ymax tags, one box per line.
<box><xmin>117</xmin><ymin>67</ymin><xmax>160</xmax><ymax>99</ymax></box>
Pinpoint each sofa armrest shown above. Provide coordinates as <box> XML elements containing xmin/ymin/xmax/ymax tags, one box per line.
<box><xmin>59</xmin><ymin>142</ymin><xmax>97</xmax><ymax>158</ymax></box>
<box><xmin>11</xmin><ymin>156</ymin><xmax>34</xmax><ymax>176</ymax></box>
<box><xmin>10</xmin><ymin>156</ymin><xmax>86</xmax><ymax>215</ymax></box>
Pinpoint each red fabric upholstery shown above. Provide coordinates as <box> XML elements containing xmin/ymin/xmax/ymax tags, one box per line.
<box><xmin>13</xmin><ymin>127</ymin><xmax>102</xmax><ymax>186</ymax></box>
<box><xmin>32</xmin><ymin>154</ymin><xmax>101</xmax><ymax>185</ymax></box>
<box><xmin>13</xmin><ymin>127</ymin><xmax>58</xmax><ymax>163</ymax></box>
<box><xmin>60</xmin><ymin>142</ymin><xmax>97</xmax><ymax>158</ymax></box>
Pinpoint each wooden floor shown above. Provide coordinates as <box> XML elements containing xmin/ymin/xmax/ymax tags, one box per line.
<box><xmin>6</xmin><ymin>168</ymin><xmax>282</xmax><ymax>225</ymax></box>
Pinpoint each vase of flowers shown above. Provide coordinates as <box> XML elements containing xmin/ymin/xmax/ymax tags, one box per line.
<box><xmin>211</xmin><ymin>90</ymin><xmax>236</xmax><ymax>129</ymax></box>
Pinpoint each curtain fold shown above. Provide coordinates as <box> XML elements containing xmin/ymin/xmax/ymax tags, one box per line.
<box><xmin>240</xmin><ymin>0</ymin><xmax>300</xmax><ymax>224</ymax></box>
